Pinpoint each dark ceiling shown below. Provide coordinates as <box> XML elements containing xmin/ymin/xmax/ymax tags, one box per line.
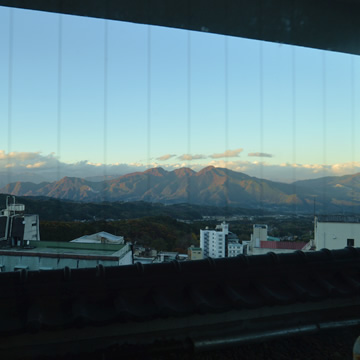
<box><xmin>0</xmin><ymin>0</ymin><xmax>360</xmax><ymax>55</ymax></box>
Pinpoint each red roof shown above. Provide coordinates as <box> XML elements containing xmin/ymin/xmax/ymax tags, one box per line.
<box><xmin>260</xmin><ymin>240</ymin><xmax>307</xmax><ymax>250</ymax></box>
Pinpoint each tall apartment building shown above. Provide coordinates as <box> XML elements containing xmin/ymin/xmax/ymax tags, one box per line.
<box><xmin>200</xmin><ymin>222</ymin><xmax>228</xmax><ymax>258</ymax></box>
<box><xmin>200</xmin><ymin>222</ymin><xmax>242</xmax><ymax>259</ymax></box>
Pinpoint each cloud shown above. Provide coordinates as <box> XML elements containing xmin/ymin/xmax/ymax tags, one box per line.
<box><xmin>210</xmin><ymin>148</ymin><xmax>243</xmax><ymax>159</ymax></box>
<box><xmin>86</xmin><ymin>162</ymin><xmax>103</xmax><ymax>167</ymax></box>
<box><xmin>156</xmin><ymin>154</ymin><xmax>176</xmax><ymax>161</ymax></box>
<box><xmin>330</xmin><ymin>161</ymin><xmax>360</xmax><ymax>174</ymax></box>
<box><xmin>26</xmin><ymin>162</ymin><xmax>46</xmax><ymax>169</ymax></box>
<box><xmin>248</xmin><ymin>152</ymin><xmax>273</xmax><ymax>158</ymax></box>
<box><xmin>178</xmin><ymin>154</ymin><xmax>206</xmax><ymax>161</ymax></box>
<box><xmin>0</xmin><ymin>150</ymin><xmax>41</xmax><ymax>161</ymax></box>
<box><xmin>203</xmin><ymin>160</ymin><xmax>360</xmax><ymax>183</ymax></box>
<box><xmin>1</xmin><ymin>150</ymin><xmax>360</xmax><ymax>186</ymax></box>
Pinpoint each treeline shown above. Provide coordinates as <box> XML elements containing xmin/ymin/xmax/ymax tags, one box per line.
<box><xmin>40</xmin><ymin>216</ymin><xmax>201</xmax><ymax>253</ymax></box>
<box><xmin>0</xmin><ymin>194</ymin><xmax>265</xmax><ymax>221</ymax></box>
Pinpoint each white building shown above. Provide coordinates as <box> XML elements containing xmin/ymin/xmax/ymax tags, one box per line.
<box><xmin>314</xmin><ymin>215</ymin><xmax>360</xmax><ymax>250</ymax></box>
<box><xmin>0</xmin><ymin>198</ymin><xmax>133</xmax><ymax>271</ymax></box>
<box><xmin>0</xmin><ymin>196</ymin><xmax>40</xmax><ymax>246</ymax></box>
<box><xmin>200</xmin><ymin>222</ymin><xmax>228</xmax><ymax>258</ymax></box>
<box><xmin>200</xmin><ymin>222</ymin><xmax>243</xmax><ymax>259</ymax></box>
<box><xmin>0</xmin><ymin>240</ymin><xmax>133</xmax><ymax>272</ymax></box>
<box><xmin>227</xmin><ymin>240</ymin><xmax>243</xmax><ymax>257</ymax></box>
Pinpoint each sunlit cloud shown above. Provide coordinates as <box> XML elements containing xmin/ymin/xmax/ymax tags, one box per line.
<box><xmin>1</xmin><ymin>150</ymin><xmax>360</xmax><ymax>187</ymax></box>
<box><xmin>210</xmin><ymin>148</ymin><xmax>243</xmax><ymax>159</ymax></box>
<box><xmin>26</xmin><ymin>162</ymin><xmax>46</xmax><ymax>169</ymax></box>
<box><xmin>156</xmin><ymin>154</ymin><xmax>176</xmax><ymax>161</ymax></box>
<box><xmin>0</xmin><ymin>150</ymin><xmax>41</xmax><ymax>161</ymax></box>
<box><xmin>330</xmin><ymin>161</ymin><xmax>360</xmax><ymax>174</ymax></box>
<box><xmin>248</xmin><ymin>152</ymin><xmax>273</xmax><ymax>158</ymax></box>
<box><xmin>86</xmin><ymin>162</ymin><xmax>103</xmax><ymax>167</ymax></box>
<box><xmin>178</xmin><ymin>154</ymin><xmax>206</xmax><ymax>161</ymax></box>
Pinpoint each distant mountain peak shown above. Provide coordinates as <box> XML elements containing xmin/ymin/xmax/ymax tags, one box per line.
<box><xmin>173</xmin><ymin>168</ymin><xmax>196</xmax><ymax>177</ymax></box>
<box><xmin>144</xmin><ymin>167</ymin><xmax>167</xmax><ymax>176</ymax></box>
<box><xmin>197</xmin><ymin>166</ymin><xmax>216</xmax><ymax>175</ymax></box>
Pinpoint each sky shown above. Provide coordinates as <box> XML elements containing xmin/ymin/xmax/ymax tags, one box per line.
<box><xmin>0</xmin><ymin>6</ymin><xmax>359</xmax><ymax>185</ymax></box>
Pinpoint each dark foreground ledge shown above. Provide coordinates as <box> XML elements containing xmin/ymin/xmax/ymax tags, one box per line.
<box><xmin>0</xmin><ymin>248</ymin><xmax>360</xmax><ymax>359</ymax></box>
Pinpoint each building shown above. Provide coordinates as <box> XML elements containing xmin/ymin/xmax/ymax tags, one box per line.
<box><xmin>200</xmin><ymin>222</ymin><xmax>228</xmax><ymax>259</ymax></box>
<box><xmin>0</xmin><ymin>196</ymin><xmax>40</xmax><ymax>246</ymax></box>
<box><xmin>188</xmin><ymin>246</ymin><xmax>203</xmax><ymax>260</ymax></box>
<box><xmin>250</xmin><ymin>224</ymin><xmax>268</xmax><ymax>247</ymax></box>
<box><xmin>227</xmin><ymin>240</ymin><xmax>243</xmax><ymax>257</ymax></box>
<box><xmin>0</xmin><ymin>198</ymin><xmax>132</xmax><ymax>272</ymax></box>
<box><xmin>0</xmin><ymin>239</ymin><xmax>132</xmax><ymax>272</ymax></box>
<box><xmin>248</xmin><ymin>223</ymin><xmax>308</xmax><ymax>255</ymax></box>
<box><xmin>200</xmin><ymin>222</ymin><xmax>243</xmax><ymax>259</ymax></box>
<box><xmin>314</xmin><ymin>215</ymin><xmax>360</xmax><ymax>250</ymax></box>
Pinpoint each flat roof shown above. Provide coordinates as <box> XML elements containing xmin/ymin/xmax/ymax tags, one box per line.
<box><xmin>0</xmin><ymin>240</ymin><xmax>127</xmax><ymax>260</ymax></box>
<box><xmin>316</xmin><ymin>215</ymin><xmax>360</xmax><ymax>224</ymax></box>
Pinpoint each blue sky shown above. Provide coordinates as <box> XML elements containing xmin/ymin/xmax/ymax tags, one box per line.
<box><xmin>0</xmin><ymin>6</ymin><xmax>359</xmax><ymax>184</ymax></box>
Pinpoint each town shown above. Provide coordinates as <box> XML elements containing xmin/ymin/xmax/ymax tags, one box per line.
<box><xmin>0</xmin><ymin>196</ymin><xmax>359</xmax><ymax>272</ymax></box>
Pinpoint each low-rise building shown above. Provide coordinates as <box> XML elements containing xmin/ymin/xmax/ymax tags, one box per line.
<box><xmin>0</xmin><ymin>198</ymin><xmax>132</xmax><ymax>272</ymax></box>
<box><xmin>0</xmin><ymin>240</ymin><xmax>132</xmax><ymax>272</ymax></box>
<box><xmin>227</xmin><ymin>240</ymin><xmax>242</xmax><ymax>257</ymax></box>
<box><xmin>0</xmin><ymin>196</ymin><xmax>40</xmax><ymax>246</ymax></box>
<box><xmin>314</xmin><ymin>215</ymin><xmax>360</xmax><ymax>249</ymax></box>
<box><xmin>188</xmin><ymin>246</ymin><xmax>203</xmax><ymax>260</ymax></box>
<box><xmin>248</xmin><ymin>223</ymin><xmax>308</xmax><ymax>255</ymax></box>
<box><xmin>154</xmin><ymin>251</ymin><xmax>181</xmax><ymax>263</ymax></box>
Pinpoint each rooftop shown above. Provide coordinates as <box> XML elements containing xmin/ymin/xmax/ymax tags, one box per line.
<box><xmin>71</xmin><ymin>231</ymin><xmax>124</xmax><ymax>244</ymax></box>
<box><xmin>316</xmin><ymin>215</ymin><xmax>360</xmax><ymax>224</ymax></box>
<box><xmin>0</xmin><ymin>240</ymin><xmax>127</xmax><ymax>260</ymax></box>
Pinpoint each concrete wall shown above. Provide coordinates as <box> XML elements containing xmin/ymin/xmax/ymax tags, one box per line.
<box><xmin>118</xmin><ymin>250</ymin><xmax>133</xmax><ymax>266</ymax></box>
<box><xmin>0</xmin><ymin>254</ymin><xmax>119</xmax><ymax>272</ymax></box>
<box><xmin>250</xmin><ymin>248</ymin><xmax>299</xmax><ymax>255</ymax></box>
<box><xmin>315</xmin><ymin>221</ymin><xmax>360</xmax><ymax>250</ymax></box>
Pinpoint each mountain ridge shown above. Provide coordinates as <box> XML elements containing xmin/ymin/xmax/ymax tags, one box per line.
<box><xmin>1</xmin><ymin>167</ymin><xmax>360</xmax><ymax>212</ymax></box>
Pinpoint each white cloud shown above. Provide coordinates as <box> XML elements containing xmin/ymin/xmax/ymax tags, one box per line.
<box><xmin>26</xmin><ymin>162</ymin><xmax>46</xmax><ymax>169</ymax></box>
<box><xmin>330</xmin><ymin>161</ymin><xmax>360</xmax><ymax>174</ymax></box>
<box><xmin>86</xmin><ymin>162</ymin><xmax>103</xmax><ymax>167</ymax></box>
<box><xmin>178</xmin><ymin>154</ymin><xmax>206</xmax><ymax>161</ymax></box>
<box><xmin>248</xmin><ymin>152</ymin><xmax>273</xmax><ymax>158</ymax></box>
<box><xmin>210</xmin><ymin>148</ymin><xmax>243</xmax><ymax>159</ymax></box>
<box><xmin>1</xmin><ymin>150</ymin><xmax>360</xmax><ymax>185</ymax></box>
<box><xmin>0</xmin><ymin>151</ymin><xmax>41</xmax><ymax>161</ymax></box>
<box><xmin>156</xmin><ymin>154</ymin><xmax>176</xmax><ymax>161</ymax></box>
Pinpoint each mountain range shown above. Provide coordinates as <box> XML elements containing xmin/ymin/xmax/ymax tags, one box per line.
<box><xmin>1</xmin><ymin>166</ymin><xmax>360</xmax><ymax>213</ymax></box>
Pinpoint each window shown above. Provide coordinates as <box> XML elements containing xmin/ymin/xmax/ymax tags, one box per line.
<box><xmin>347</xmin><ymin>239</ymin><xmax>354</xmax><ymax>247</ymax></box>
